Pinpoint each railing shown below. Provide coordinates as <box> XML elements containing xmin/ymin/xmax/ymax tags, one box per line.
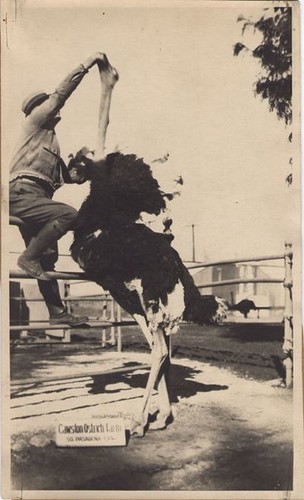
<box><xmin>197</xmin><ymin>278</ymin><xmax>284</xmax><ymax>288</ymax></box>
<box><xmin>184</xmin><ymin>242</ymin><xmax>293</xmax><ymax>388</ymax></box>
<box><xmin>9</xmin><ymin>217</ymin><xmax>293</xmax><ymax>387</ymax></box>
<box><xmin>9</xmin><ymin>279</ymin><xmax>134</xmax><ymax>347</ymax></box>
<box><xmin>187</xmin><ymin>253</ymin><xmax>285</xmax><ymax>269</ymax></box>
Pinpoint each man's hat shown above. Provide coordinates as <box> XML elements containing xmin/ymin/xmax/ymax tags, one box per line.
<box><xmin>22</xmin><ymin>91</ymin><xmax>49</xmax><ymax>115</ymax></box>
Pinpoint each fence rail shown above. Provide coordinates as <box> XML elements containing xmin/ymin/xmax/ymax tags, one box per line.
<box><xmin>198</xmin><ymin>277</ymin><xmax>284</xmax><ymax>289</ymax></box>
<box><xmin>11</xmin><ymin>296</ymin><xmax>113</xmax><ymax>302</ymax></box>
<box><xmin>10</xmin><ymin>270</ymin><xmax>87</xmax><ymax>280</ymax></box>
<box><xmin>10</xmin><ymin>320</ymin><xmax>137</xmax><ymax>331</ymax></box>
<box><xmin>187</xmin><ymin>253</ymin><xmax>286</xmax><ymax>270</ymax></box>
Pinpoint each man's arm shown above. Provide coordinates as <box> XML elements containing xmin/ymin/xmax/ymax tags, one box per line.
<box><xmin>29</xmin><ymin>52</ymin><xmax>106</xmax><ymax>126</ymax></box>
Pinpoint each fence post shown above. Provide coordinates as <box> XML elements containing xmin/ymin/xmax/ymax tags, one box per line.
<box><xmin>62</xmin><ymin>281</ymin><xmax>71</xmax><ymax>343</ymax></box>
<box><xmin>283</xmin><ymin>242</ymin><xmax>293</xmax><ymax>388</ymax></box>
<box><xmin>101</xmin><ymin>300</ymin><xmax>107</xmax><ymax>347</ymax></box>
<box><xmin>63</xmin><ymin>281</ymin><xmax>71</xmax><ymax>314</ymax></box>
<box><xmin>117</xmin><ymin>304</ymin><xmax>122</xmax><ymax>353</ymax></box>
<box><xmin>62</xmin><ymin>329</ymin><xmax>71</xmax><ymax>343</ymax></box>
<box><xmin>109</xmin><ymin>298</ymin><xmax>116</xmax><ymax>346</ymax></box>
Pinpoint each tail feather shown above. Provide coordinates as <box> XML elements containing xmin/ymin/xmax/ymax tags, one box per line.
<box><xmin>174</xmin><ymin>253</ymin><xmax>227</xmax><ymax>324</ymax></box>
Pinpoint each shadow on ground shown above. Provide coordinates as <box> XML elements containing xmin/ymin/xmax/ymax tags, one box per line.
<box><xmin>89</xmin><ymin>362</ymin><xmax>229</xmax><ymax>403</ymax></box>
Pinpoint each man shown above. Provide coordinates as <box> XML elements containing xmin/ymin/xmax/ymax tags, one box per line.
<box><xmin>9</xmin><ymin>52</ymin><xmax>106</xmax><ymax>326</ymax></box>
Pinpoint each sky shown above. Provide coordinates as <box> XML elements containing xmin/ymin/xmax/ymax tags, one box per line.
<box><xmin>2</xmin><ymin>0</ymin><xmax>299</xmax><ymax>269</ymax></box>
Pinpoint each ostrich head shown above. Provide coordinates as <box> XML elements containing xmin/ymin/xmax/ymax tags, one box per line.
<box><xmin>67</xmin><ymin>146</ymin><xmax>95</xmax><ymax>184</ymax></box>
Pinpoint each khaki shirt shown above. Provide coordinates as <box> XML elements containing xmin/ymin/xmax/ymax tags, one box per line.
<box><xmin>10</xmin><ymin>64</ymin><xmax>88</xmax><ymax>191</ymax></box>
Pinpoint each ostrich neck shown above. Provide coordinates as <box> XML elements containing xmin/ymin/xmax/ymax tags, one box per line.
<box><xmin>95</xmin><ymin>87</ymin><xmax>113</xmax><ymax>161</ymax></box>
<box><xmin>94</xmin><ymin>61</ymin><xmax>118</xmax><ymax>161</ymax></box>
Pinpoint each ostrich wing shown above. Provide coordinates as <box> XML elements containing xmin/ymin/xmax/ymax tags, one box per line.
<box><xmin>96</xmin><ymin>276</ymin><xmax>144</xmax><ymax>318</ymax></box>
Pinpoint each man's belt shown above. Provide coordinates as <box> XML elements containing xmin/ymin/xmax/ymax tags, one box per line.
<box><xmin>14</xmin><ymin>176</ymin><xmax>55</xmax><ymax>196</ymax></box>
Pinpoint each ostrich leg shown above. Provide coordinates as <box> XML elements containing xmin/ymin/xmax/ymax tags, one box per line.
<box><xmin>95</xmin><ymin>54</ymin><xmax>119</xmax><ymax>161</ymax></box>
<box><xmin>133</xmin><ymin>315</ymin><xmax>171</xmax><ymax>429</ymax></box>
<box><xmin>150</xmin><ymin>335</ymin><xmax>172</xmax><ymax>430</ymax></box>
<box><xmin>131</xmin><ymin>329</ymin><xmax>169</xmax><ymax>437</ymax></box>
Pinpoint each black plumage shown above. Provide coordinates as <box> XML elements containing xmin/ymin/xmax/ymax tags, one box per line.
<box><xmin>71</xmin><ymin>151</ymin><xmax>223</xmax><ymax>326</ymax></box>
<box><xmin>73</xmin><ymin>152</ymin><xmax>166</xmax><ymax>238</ymax></box>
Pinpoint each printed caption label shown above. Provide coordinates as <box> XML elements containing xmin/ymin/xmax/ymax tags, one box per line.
<box><xmin>55</xmin><ymin>415</ymin><xmax>126</xmax><ymax>447</ymax></box>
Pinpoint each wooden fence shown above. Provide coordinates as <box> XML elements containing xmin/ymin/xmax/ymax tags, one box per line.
<box><xmin>9</xmin><ymin>217</ymin><xmax>293</xmax><ymax>387</ymax></box>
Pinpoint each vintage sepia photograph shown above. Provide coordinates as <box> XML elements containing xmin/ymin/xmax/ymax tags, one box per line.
<box><xmin>1</xmin><ymin>0</ymin><xmax>303</xmax><ymax>498</ymax></box>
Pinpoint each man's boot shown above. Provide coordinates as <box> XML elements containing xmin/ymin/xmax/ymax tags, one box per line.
<box><xmin>18</xmin><ymin>219</ymin><xmax>69</xmax><ymax>281</ymax></box>
<box><xmin>49</xmin><ymin>308</ymin><xmax>89</xmax><ymax>326</ymax></box>
<box><xmin>38</xmin><ymin>280</ymin><xmax>88</xmax><ymax>326</ymax></box>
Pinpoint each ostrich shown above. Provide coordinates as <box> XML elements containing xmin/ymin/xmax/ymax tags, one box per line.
<box><xmin>229</xmin><ymin>299</ymin><xmax>257</xmax><ymax>318</ymax></box>
<box><xmin>70</xmin><ymin>55</ymin><xmax>227</xmax><ymax>437</ymax></box>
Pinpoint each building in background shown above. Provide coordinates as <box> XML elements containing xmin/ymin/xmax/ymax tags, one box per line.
<box><xmin>193</xmin><ymin>262</ymin><xmax>284</xmax><ymax>319</ymax></box>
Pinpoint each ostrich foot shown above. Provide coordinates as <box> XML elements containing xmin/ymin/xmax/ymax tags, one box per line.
<box><xmin>148</xmin><ymin>410</ymin><xmax>173</xmax><ymax>431</ymax></box>
<box><xmin>129</xmin><ymin>416</ymin><xmax>146</xmax><ymax>438</ymax></box>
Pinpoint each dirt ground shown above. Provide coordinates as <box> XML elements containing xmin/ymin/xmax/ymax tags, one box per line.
<box><xmin>9</xmin><ymin>323</ymin><xmax>294</xmax><ymax>494</ymax></box>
